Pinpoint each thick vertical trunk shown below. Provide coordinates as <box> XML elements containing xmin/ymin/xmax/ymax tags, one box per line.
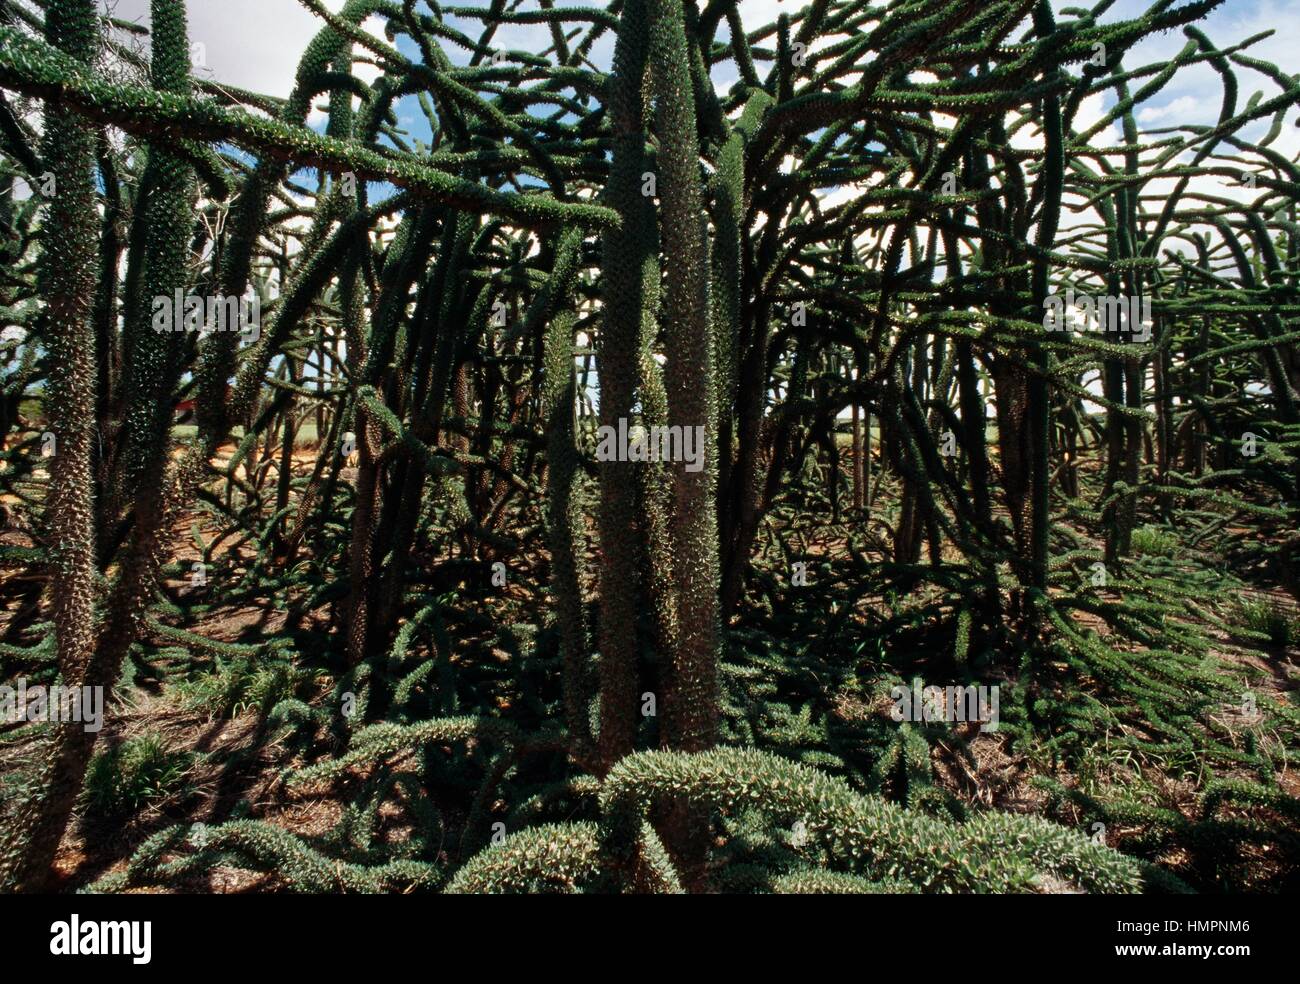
<box><xmin>646</xmin><ymin>0</ymin><xmax>720</xmax><ymax>887</ymax></box>
<box><xmin>595</xmin><ymin>0</ymin><xmax>652</xmax><ymax>774</ymax></box>
<box><xmin>3</xmin><ymin>0</ymin><xmax>118</xmax><ymax>891</ymax></box>
<box><xmin>649</xmin><ymin>0</ymin><xmax>719</xmax><ymax>753</ymax></box>
<box><xmin>543</xmin><ymin>306</ymin><xmax>594</xmax><ymax>764</ymax></box>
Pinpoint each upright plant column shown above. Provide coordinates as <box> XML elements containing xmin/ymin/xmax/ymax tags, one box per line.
<box><xmin>0</xmin><ymin>0</ymin><xmax>100</xmax><ymax>891</ymax></box>
<box><xmin>108</xmin><ymin>0</ymin><xmax>196</xmax><ymax>531</ymax></box>
<box><xmin>595</xmin><ymin>0</ymin><xmax>653</xmax><ymax>773</ymax></box>
<box><xmin>1028</xmin><ymin>0</ymin><xmax>1065</xmax><ymax>603</ymax></box>
<box><xmin>646</xmin><ymin>0</ymin><xmax>720</xmax><ymax>886</ymax></box>
<box><xmin>648</xmin><ymin>0</ymin><xmax>720</xmax><ymax>754</ymax></box>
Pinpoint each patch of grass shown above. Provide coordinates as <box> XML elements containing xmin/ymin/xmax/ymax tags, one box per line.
<box><xmin>176</xmin><ymin>657</ymin><xmax>322</xmax><ymax>718</ymax></box>
<box><xmin>0</xmin><ymin>761</ymin><xmax>40</xmax><ymax>824</ymax></box>
<box><xmin>81</xmin><ymin>733</ymin><xmax>193</xmax><ymax>824</ymax></box>
<box><xmin>1233</xmin><ymin>595</ymin><xmax>1300</xmax><ymax>648</ymax></box>
<box><xmin>1130</xmin><ymin>524</ymin><xmax>1180</xmax><ymax>557</ymax></box>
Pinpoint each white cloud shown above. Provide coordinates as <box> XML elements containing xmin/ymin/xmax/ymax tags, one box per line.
<box><xmin>101</xmin><ymin>0</ymin><xmax>349</xmax><ymax>99</ymax></box>
<box><xmin>1136</xmin><ymin>95</ymin><xmax>1205</xmax><ymax>125</ymax></box>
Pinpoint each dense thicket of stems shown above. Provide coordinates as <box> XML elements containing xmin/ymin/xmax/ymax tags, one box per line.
<box><xmin>0</xmin><ymin>0</ymin><xmax>1295</xmax><ymax>894</ymax></box>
